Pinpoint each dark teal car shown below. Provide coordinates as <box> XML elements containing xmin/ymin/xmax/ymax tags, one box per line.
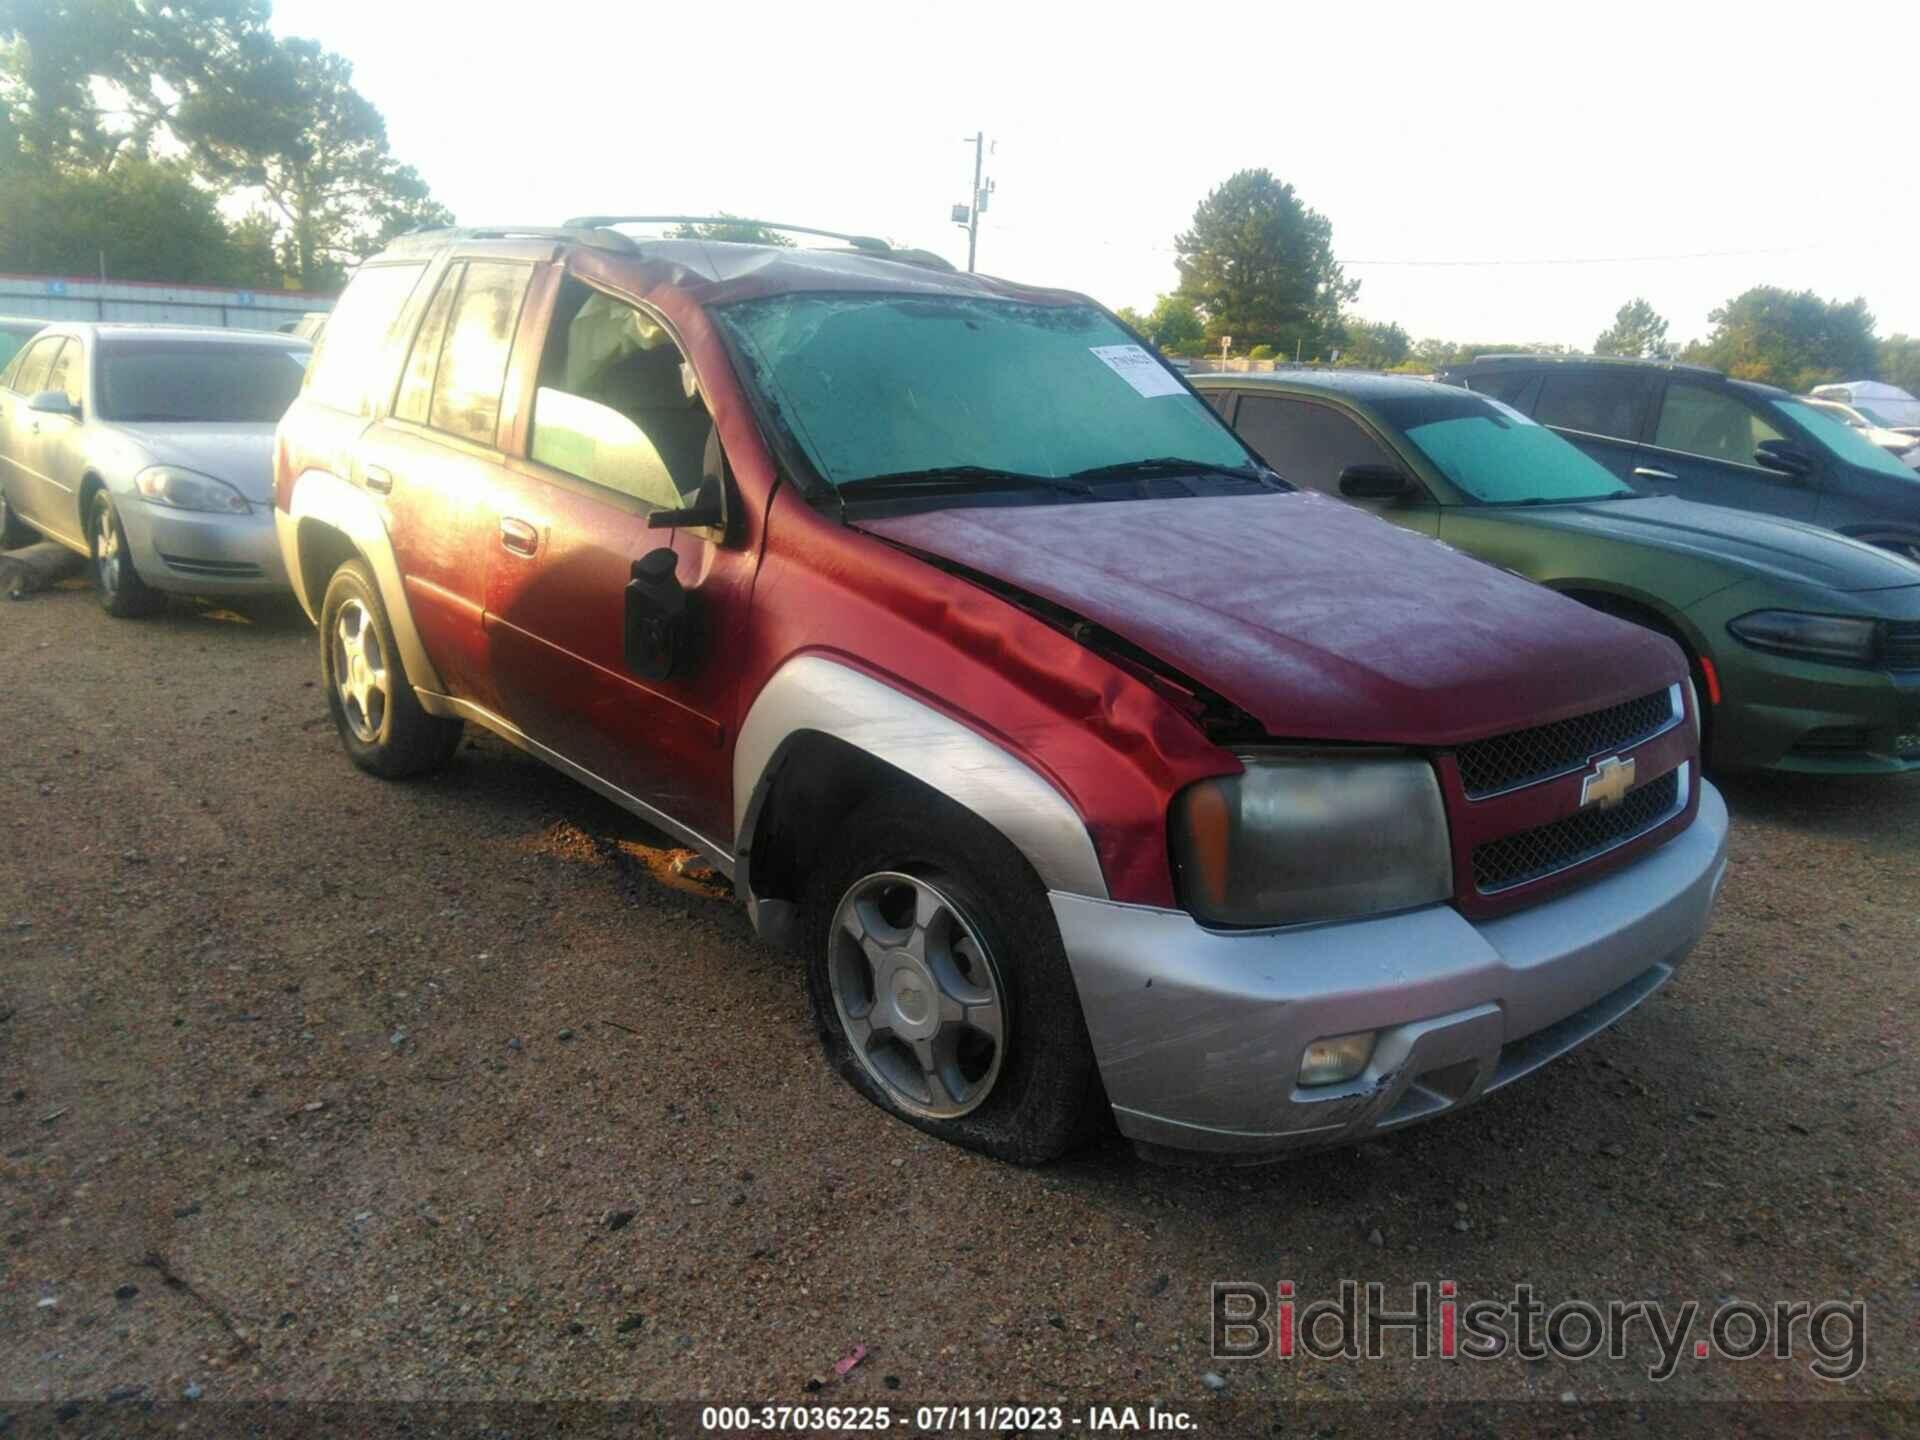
<box><xmin>1195</xmin><ymin>370</ymin><xmax>1920</xmax><ymax>775</ymax></box>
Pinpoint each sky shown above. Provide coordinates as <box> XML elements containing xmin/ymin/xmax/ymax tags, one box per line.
<box><xmin>272</xmin><ymin>0</ymin><xmax>1920</xmax><ymax>349</ymax></box>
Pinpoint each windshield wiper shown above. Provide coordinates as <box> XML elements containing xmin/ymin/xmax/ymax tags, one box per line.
<box><xmin>838</xmin><ymin>466</ymin><xmax>1095</xmax><ymax>499</ymax></box>
<box><xmin>1069</xmin><ymin>456</ymin><xmax>1281</xmax><ymax>489</ymax></box>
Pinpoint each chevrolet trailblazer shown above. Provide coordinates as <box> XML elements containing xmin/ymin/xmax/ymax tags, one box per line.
<box><xmin>273</xmin><ymin>219</ymin><xmax>1728</xmax><ymax>1163</ymax></box>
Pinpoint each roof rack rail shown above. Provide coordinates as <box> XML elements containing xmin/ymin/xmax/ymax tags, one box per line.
<box><xmin>390</xmin><ymin>225</ymin><xmax>639</xmax><ymax>252</ymax></box>
<box><xmin>562</xmin><ymin>215</ymin><xmax>892</xmax><ymax>253</ymax></box>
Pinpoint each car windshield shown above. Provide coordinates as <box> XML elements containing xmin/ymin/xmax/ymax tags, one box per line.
<box><xmin>711</xmin><ymin>293</ymin><xmax>1256</xmax><ymax>491</ymax></box>
<box><xmin>1382</xmin><ymin>391</ymin><xmax>1634</xmax><ymax>503</ymax></box>
<box><xmin>98</xmin><ymin>342</ymin><xmax>310</xmax><ymax>423</ymax></box>
<box><xmin>1853</xmin><ymin>402</ymin><xmax>1920</xmax><ymax>429</ymax></box>
<box><xmin>1775</xmin><ymin>400</ymin><xmax>1916</xmax><ymax>480</ymax></box>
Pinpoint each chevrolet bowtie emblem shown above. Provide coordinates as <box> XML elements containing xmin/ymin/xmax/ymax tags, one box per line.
<box><xmin>1580</xmin><ymin>755</ymin><xmax>1636</xmax><ymax>810</ymax></box>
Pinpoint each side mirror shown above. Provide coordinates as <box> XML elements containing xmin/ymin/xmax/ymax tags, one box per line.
<box><xmin>28</xmin><ymin>391</ymin><xmax>78</xmax><ymax>420</ymax></box>
<box><xmin>1338</xmin><ymin>463</ymin><xmax>1415</xmax><ymax>500</ymax></box>
<box><xmin>1754</xmin><ymin>439</ymin><xmax>1813</xmax><ymax>477</ymax></box>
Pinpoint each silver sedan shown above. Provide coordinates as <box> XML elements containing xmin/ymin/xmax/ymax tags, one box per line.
<box><xmin>0</xmin><ymin>323</ymin><xmax>309</xmax><ymax>615</ymax></box>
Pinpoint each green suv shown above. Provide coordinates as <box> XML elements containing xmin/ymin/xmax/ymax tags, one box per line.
<box><xmin>1195</xmin><ymin>370</ymin><xmax>1920</xmax><ymax>775</ymax></box>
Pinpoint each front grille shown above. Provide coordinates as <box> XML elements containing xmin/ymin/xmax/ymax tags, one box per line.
<box><xmin>1885</xmin><ymin>622</ymin><xmax>1920</xmax><ymax>671</ymax></box>
<box><xmin>1454</xmin><ymin>688</ymin><xmax>1675</xmax><ymax>798</ymax></box>
<box><xmin>1472</xmin><ymin>769</ymin><xmax>1682</xmax><ymax>892</ymax></box>
<box><xmin>159</xmin><ymin>554</ymin><xmax>264</xmax><ymax>579</ymax></box>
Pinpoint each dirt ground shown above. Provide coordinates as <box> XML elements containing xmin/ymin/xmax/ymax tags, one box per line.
<box><xmin>0</xmin><ymin>579</ymin><xmax>1914</xmax><ymax>1430</ymax></box>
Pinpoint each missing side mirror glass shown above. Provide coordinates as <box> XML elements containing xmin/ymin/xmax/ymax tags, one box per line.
<box><xmin>625</xmin><ymin>547</ymin><xmax>694</xmax><ymax>680</ymax></box>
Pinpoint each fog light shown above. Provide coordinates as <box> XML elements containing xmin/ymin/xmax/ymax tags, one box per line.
<box><xmin>1299</xmin><ymin>1031</ymin><xmax>1377</xmax><ymax>1087</ymax></box>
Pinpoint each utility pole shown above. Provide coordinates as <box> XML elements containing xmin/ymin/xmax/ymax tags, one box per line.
<box><xmin>952</xmin><ymin>132</ymin><xmax>990</xmax><ymax>273</ymax></box>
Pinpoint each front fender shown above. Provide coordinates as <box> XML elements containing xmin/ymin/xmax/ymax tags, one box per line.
<box><xmin>733</xmin><ymin>654</ymin><xmax>1110</xmax><ymax>901</ymax></box>
<box><xmin>276</xmin><ymin>471</ymin><xmax>445</xmax><ymax>695</ymax></box>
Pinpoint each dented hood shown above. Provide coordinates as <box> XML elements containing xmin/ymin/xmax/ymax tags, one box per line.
<box><xmin>858</xmin><ymin>491</ymin><xmax>1685</xmax><ymax>746</ymax></box>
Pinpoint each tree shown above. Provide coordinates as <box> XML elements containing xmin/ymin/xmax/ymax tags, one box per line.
<box><xmin>1173</xmin><ymin>170</ymin><xmax>1357</xmax><ymax>357</ymax></box>
<box><xmin>1336</xmin><ymin>319</ymin><xmax>1411</xmax><ymax>370</ymax></box>
<box><xmin>177</xmin><ymin>36</ymin><xmax>450</xmax><ymax>290</ymax></box>
<box><xmin>1409</xmin><ymin>338</ymin><xmax>1568</xmax><ymax>372</ymax></box>
<box><xmin>1683</xmin><ymin>287</ymin><xmax>1878</xmax><ymax>392</ymax></box>
<box><xmin>1142</xmin><ymin>293</ymin><xmax>1205</xmax><ymax>355</ymax></box>
<box><xmin>665</xmin><ymin>214</ymin><xmax>794</xmax><ymax>246</ymax></box>
<box><xmin>1878</xmin><ymin>335</ymin><xmax>1920</xmax><ymax>396</ymax></box>
<box><xmin>0</xmin><ymin>0</ymin><xmax>270</xmax><ymax>171</ymax></box>
<box><xmin>0</xmin><ymin>152</ymin><xmax>245</xmax><ymax>283</ymax></box>
<box><xmin>1593</xmin><ymin>298</ymin><xmax>1669</xmax><ymax>358</ymax></box>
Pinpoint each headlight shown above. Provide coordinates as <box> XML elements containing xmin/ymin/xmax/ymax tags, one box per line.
<box><xmin>1170</xmin><ymin>753</ymin><xmax>1453</xmax><ymax>927</ymax></box>
<box><xmin>134</xmin><ymin>465</ymin><xmax>250</xmax><ymax>514</ymax></box>
<box><xmin>1727</xmin><ymin>610</ymin><xmax>1879</xmax><ymax>664</ymax></box>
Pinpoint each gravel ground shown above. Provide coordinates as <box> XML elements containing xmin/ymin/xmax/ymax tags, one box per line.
<box><xmin>0</xmin><ymin>579</ymin><xmax>1913</xmax><ymax>1430</ymax></box>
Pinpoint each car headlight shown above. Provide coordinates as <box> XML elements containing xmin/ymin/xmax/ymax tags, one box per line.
<box><xmin>1726</xmin><ymin>610</ymin><xmax>1880</xmax><ymax>665</ymax></box>
<box><xmin>134</xmin><ymin>465</ymin><xmax>250</xmax><ymax>514</ymax></box>
<box><xmin>1170</xmin><ymin>753</ymin><xmax>1453</xmax><ymax>927</ymax></box>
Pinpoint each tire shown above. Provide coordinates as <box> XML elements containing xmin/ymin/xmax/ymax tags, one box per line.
<box><xmin>88</xmin><ymin>490</ymin><xmax>164</xmax><ymax>618</ymax></box>
<box><xmin>318</xmin><ymin>558</ymin><xmax>462</xmax><ymax>778</ymax></box>
<box><xmin>0</xmin><ymin>484</ymin><xmax>34</xmax><ymax>548</ymax></box>
<box><xmin>801</xmin><ymin>789</ymin><xmax>1106</xmax><ymax>1164</ymax></box>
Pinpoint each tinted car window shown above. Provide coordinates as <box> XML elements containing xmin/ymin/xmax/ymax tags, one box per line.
<box><xmin>305</xmin><ymin>262</ymin><xmax>426</xmax><ymax>416</ymax></box>
<box><xmin>1654</xmin><ymin>383</ymin><xmax>1784</xmax><ymax>466</ymax></box>
<box><xmin>1533</xmin><ymin>371</ymin><xmax>1643</xmax><ymax>440</ymax></box>
<box><xmin>1464</xmin><ymin>370</ymin><xmax>1540</xmax><ymax>412</ymax></box>
<box><xmin>393</xmin><ymin>264</ymin><xmax>461</xmax><ymax>426</ymax></box>
<box><xmin>12</xmin><ymin>337</ymin><xmax>62</xmax><ymax>397</ymax></box>
<box><xmin>43</xmin><ymin>340</ymin><xmax>81</xmax><ymax>409</ymax></box>
<box><xmin>428</xmin><ymin>261</ymin><xmax>532</xmax><ymax>447</ymax></box>
<box><xmin>98</xmin><ymin>343</ymin><xmax>309</xmax><ymax>423</ymax></box>
<box><xmin>1232</xmin><ymin>394</ymin><xmax>1395</xmax><ymax>493</ymax></box>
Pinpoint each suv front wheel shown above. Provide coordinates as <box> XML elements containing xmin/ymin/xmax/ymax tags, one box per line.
<box><xmin>319</xmin><ymin>558</ymin><xmax>462</xmax><ymax>778</ymax></box>
<box><xmin>803</xmin><ymin>790</ymin><xmax>1106</xmax><ymax>1164</ymax></box>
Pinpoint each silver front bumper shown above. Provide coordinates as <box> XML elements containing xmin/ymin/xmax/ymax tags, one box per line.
<box><xmin>1052</xmin><ymin>781</ymin><xmax>1730</xmax><ymax>1157</ymax></box>
<box><xmin>117</xmin><ymin>495</ymin><xmax>289</xmax><ymax>594</ymax></box>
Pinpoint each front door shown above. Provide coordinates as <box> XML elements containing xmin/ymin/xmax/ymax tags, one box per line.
<box><xmin>483</xmin><ymin>273</ymin><xmax>754</xmax><ymax>850</ymax></box>
<box><xmin>1229</xmin><ymin>390</ymin><xmax>1441</xmax><ymax>537</ymax></box>
<box><xmin>1632</xmin><ymin>379</ymin><xmax>1818</xmax><ymax>522</ymax></box>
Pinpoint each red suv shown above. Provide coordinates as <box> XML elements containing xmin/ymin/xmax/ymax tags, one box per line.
<box><xmin>274</xmin><ymin>221</ymin><xmax>1729</xmax><ymax>1164</ymax></box>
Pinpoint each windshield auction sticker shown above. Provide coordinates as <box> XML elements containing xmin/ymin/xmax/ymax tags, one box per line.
<box><xmin>1090</xmin><ymin>343</ymin><xmax>1186</xmax><ymax>397</ymax></box>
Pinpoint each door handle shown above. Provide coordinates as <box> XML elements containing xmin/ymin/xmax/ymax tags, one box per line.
<box><xmin>364</xmin><ymin>465</ymin><xmax>393</xmax><ymax>494</ymax></box>
<box><xmin>499</xmin><ymin>516</ymin><xmax>539</xmax><ymax>556</ymax></box>
<box><xmin>1632</xmin><ymin>467</ymin><xmax>1679</xmax><ymax>482</ymax></box>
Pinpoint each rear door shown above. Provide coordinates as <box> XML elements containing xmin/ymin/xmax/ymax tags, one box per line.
<box><xmin>368</xmin><ymin>254</ymin><xmax>539</xmax><ymax>710</ymax></box>
<box><xmin>482</xmin><ymin>269</ymin><xmax>752</xmax><ymax>849</ymax></box>
<box><xmin>1527</xmin><ymin>367</ymin><xmax>1656</xmax><ymax>485</ymax></box>
<box><xmin>1636</xmin><ymin>378</ymin><xmax>1818</xmax><ymax>521</ymax></box>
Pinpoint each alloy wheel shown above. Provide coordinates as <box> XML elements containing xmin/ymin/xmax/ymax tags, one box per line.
<box><xmin>93</xmin><ymin>506</ymin><xmax>121</xmax><ymax>597</ymax></box>
<box><xmin>827</xmin><ymin>871</ymin><xmax>1007</xmax><ymax>1119</ymax></box>
<box><xmin>332</xmin><ymin>599</ymin><xmax>391</xmax><ymax>743</ymax></box>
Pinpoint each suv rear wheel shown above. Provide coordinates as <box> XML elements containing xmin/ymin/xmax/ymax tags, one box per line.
<box><xmin>319</xmin><ymin>558</ymin><xmax>462</xmax><ymax>778</ymax></box>
<box><xmin>802</xmin><ymin>790</ymin><xmax>1105</xmax><ymax>1164</ymax></box>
